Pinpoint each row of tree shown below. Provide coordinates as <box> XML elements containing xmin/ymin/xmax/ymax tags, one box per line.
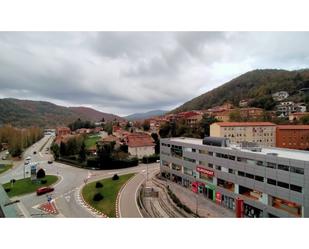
<box><xmin>0</xmin><ymin>124</ymin><xmax>43</xmax><ymax>156</ymax></box>
<box><xmin>68</xmin><ymin>118</ymin><xmax>96</xmax><ymax>131</ymax></box>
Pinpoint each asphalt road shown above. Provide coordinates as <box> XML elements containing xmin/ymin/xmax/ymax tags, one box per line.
<box><xmin>0</xmin><ymin>135</ymin><xmax>160</xmax><ymax>218</ymax></box>
<box><xmin>119</xmin><ymin>164</ymin><xmax>159</xmax><ymax>218</ymax></box>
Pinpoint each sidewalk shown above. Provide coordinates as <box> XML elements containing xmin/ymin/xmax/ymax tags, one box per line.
<box><xmin>156</xmin><ymin>177</ymin><xmax>235</xmax><ymax>218</ymax></box>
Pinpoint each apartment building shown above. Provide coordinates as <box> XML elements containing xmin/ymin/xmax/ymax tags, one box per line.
<box><xmin>210</xmin><ymin>122</ymin><xmax>276</xmax><ymax>147</ymax></box>
<box><xmin>160</xmin><ymin>137</ymin><xmax>309</xmax><ymax>217</ymax></box>
<box><xmin>276</xmin><ymin>125</ymin><xmax>309</xmax><ymax>150</ymax></box>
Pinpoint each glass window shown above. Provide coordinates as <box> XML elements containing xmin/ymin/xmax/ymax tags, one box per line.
<box><xmin>290</xmin><ymin>184</ymin><xmax>302</xmax><ymax>193</ymax></box>
<box><xmin>208</xmin><ymin>163</ymin><xmax>213</xmax><ymax>168</ymax></box>
<box><xmin>245</xmin><ymin>173</ymin><xmax>254</xmax><ymax>179</ymax></box>
<box><xmin>290</xmin><ymin>167</ymin><xmax>304</xmax><ymax>175</ymax></box>
<box><xmin>278</xmin><ymin>164</ymin><xmax>289</xmax><ymax>172</ymax></box>
<box><xmin>257</xmin><ymin>161</ymin><xmax>264</xmax><ymax>167</ymax></box>
<box><xmin>267</xmin><ymin>162</ymin><xmax>277</xmax><ymax>169</ymax></box>
<box><xmin>184</xmin><ymin>157</ymin><xmax>196</xmax><ymax>163</ymax></box>
<box><xmin>208</xmin><ymin>151</ymin><xmax>214</xmax><ymax>156</ymax></box>
<box><xmin>228</xmin><ymin>168</ymin><xmax>235</xmax><ymax>174</ymax></box>
<box><xmin>238</xmin><ymin>171</ymin><xmax>245</xmax><ymax>177</ymax></box>
<box><xmin>255</xmin><ymin>175</ymin><xmax>264</xmax><ymax>182</ymax></box>
<box><xmin>267</xmin><ymin>178</ymin><xmax>276</xmax><ymax>186</ymax></box>
<box><xmin>277</xmin><ymin>181</ymin><xmax>289</xmax><ymax>189</ymax></box>
<box><xmin>215</xmin><ymin>165</ymin><xmax>221</xmax><ymax>171</ymax></box>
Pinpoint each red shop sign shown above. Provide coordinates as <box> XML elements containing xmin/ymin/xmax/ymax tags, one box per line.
<box><xmin>196</xmin><ymin>166</ymin><xmax>214</xmax><ymax>177</ymax></box>
<box><xmin>215</xmin><ymin>192</ymin><xmax>221</xmax><ymax>204</ymax></box>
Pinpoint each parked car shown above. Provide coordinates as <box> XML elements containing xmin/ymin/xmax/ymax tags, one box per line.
<box><xmin>36</xmin><ymin>187</ymin><xmax>54</xmax><ymax>196</ymax></box>
<box><xmin>47</xmin><ymin>160</ymin><xmax>53</xmax><ymax>164</ymax></box>
<box><xmin>25</xmin><ymin>156</ymin><xmax>31</xmax><ymax>161</ymax></box>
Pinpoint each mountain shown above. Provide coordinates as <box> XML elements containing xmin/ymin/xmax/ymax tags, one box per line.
<box><xmin>172</xmin><ymin>69</ymin><xmax>309</xmax><ymax>113</ymax></box>
<box><xmin>124</xmin><ymin>110</ymin><xmax>167</xmax><ymax>121</ymax></box>
<box><xmin>69</xmin><ymin>106</ymin><xmax>125</xmax><ymax>123</ymax></box>
<box><xmin>0</xmin><ymin>98</ymin><xmax>124</xmax><ymax>128</ymax></box>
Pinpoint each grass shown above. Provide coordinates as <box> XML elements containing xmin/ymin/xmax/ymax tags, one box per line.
<box><xmin>2</xmin><ymin>175</ymin><xmax>59</xmax><ymax>198</ymax></box>
<box><xmin>82</xmin><ymin>173</ymin><xmax>135</xmax><ymax>217</ymax></box>
<box><xmin>0</xmin><ymin>164</ymin><xmax>13</xmax><ymax>175</ymax></box>
<box><xmin>84</xmin><ymin>135</ymin><xmax>101</xmax><ymax>149</ymax></box>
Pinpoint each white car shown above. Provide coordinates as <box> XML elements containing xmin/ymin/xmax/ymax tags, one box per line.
<box><xmin>25</xmin><ymin>156</ymin><xmax>31</xmax><ymax>161</ymax></box>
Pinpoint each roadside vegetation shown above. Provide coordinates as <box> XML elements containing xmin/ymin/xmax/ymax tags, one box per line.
<box><xmin>2</xmin><ymin>175</ymin><xmax>58</xmax><ymax>197</ymax></box>
<box><xmin>0</xmin><ymin>164</ymin><xmax>13</xmax><ymax>175</ymax></box>
<box><xmin>82</xmin><ymin>173</ymin><xmax>134</xmax><ymax>217</ymax></box>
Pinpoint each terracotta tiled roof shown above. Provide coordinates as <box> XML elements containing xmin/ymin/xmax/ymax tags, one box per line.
<box><xmin>277</xmin><ymin>125</ymin><xmax>309</xmax><ymax>130</ymax></box>
<box><xmin>213</xmin><ymin>122</ymin><xmax>276</xmax><ymax>127</ymax></box>
<box><xmin>126</xmin><ymin>133</ymin><xmax>154</xmax><ymax>147</ymax></box>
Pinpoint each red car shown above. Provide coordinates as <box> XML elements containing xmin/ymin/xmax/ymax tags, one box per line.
<box><xmin>36</xmin><ymin>187</ymin><xmax>54</xmax><ymax>196</ymax></box>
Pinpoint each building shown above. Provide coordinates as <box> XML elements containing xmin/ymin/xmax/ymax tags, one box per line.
<box><xmin>56</xmin><ymin>127</ymin><xmax>71</xmax><ymax>137</ymax></box>
<box><xmin>239</xmin><ymin>99</ymin><xmax>253</xmax><ymax>107</ymax></box>
<box><xmin>160</xmin><ymin>136</ymin><xmax>309</xmax><ymax>217</ymax></box>
<box><xmin>210</xmin><ymin>122</ymin><xmax>276</xmax><ymax>147</ymax></box>
<box><xmin>276</xmin><ymin>102</ymin><xmax>306</xmax><ymax>117</ymax></box>
<box><xmin>126</xmin><ymin>133</ymin><xmax>155</xmax><ymax>159</ymax></box>
<box><xmin>272</xmin><ymin>91</ymin><xmax>289</xmax><ymax>101</ymax></box>
<box><xmin>239</xmin><ymin>107</ymin><xmax>264</xmax><ymax>120</ymax></box>
<box><xmin>289</xmin><ymin>112</ymin><xmax>309</xmax><ymax>122</ymax></box>
<box><xmin>0</xmin><ymin>185</ymin><xmax>20</xmax><ymax>217</ymax></box>
<box><xmin>276</xmin><ymin>125</ymin><xmax>309</xmax><ymax>150</ymax></box>
<box><xmin>213</xmin><ymin>110</ymin><xmax>232</xmax><ymax>122</ymax></box>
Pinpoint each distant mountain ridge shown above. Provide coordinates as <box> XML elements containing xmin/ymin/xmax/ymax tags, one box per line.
<box><xmin>0</xmin><ymin>98</ymin><xmax>124</xmax><ymax>128</ymax></box>
<box><xmin>124</xmin><ymin>110</ymin><xmax>167</xmax><ymax>121</ymax></box>
<box><xmin>171</xmin><ymin>69</ymin><xmax>309</xmax><ymax>113</ymax></box>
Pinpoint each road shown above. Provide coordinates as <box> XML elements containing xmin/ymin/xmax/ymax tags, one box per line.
<box><xmin>118</xmin><ymin>164</ymin><xmax>159</xmax><ymax>218</ymax></box>
<box><xmin>0</xmin><ymin>134</ymin><xmax>160</xmax><ymax>217</ymax></box>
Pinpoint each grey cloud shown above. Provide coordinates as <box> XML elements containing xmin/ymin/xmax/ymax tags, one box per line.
<box><xmin>0</xmin><ymin>32</ymin><xmax>309</xmax><ymax>116</ymax></box>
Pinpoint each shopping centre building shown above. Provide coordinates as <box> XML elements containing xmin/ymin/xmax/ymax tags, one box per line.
<box><xmin>160</xmin><ymin>137</ymin><xmax>309</xmax><ymax>217</ymax></box>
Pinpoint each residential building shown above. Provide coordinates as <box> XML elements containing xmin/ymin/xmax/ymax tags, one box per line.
<box><xmin>239</xmin><ymin>107</ymin><xmax>264</xmax><ymax>120</ymax></box>
<box><xmin>126</xmin><ymin>133</ymin><xmax>155</xmax><ymax>159</ymax></box>
<box><xmin>289</xmin><ymin>112</ymin><xmax>309</xmax><ymax>122</ymax></box>
<box><xmin>56</xmin><ymin>127</ymin><xmax>71</xmax><ymax>137</ymax></box>
<box><xmin>160</xmin><ymin>136</ymin><xmax>309</xmax><ymax>217</ymax></box>
<box><xmin>276</xmin><ymin>102</ymin><xmax>306</xmax><ymax>117</ymax></box>
<box><xmin>272</xmin><ymin>91</ymin><xmax>289</xmax><ymax>101</ymax></box>
<box><xmin>239</xmin><ymin>99</ymin><xmax>253</xmax><ymax>107</ymax></box>
<box><xmin>210</xmin><ymin>122</ymin><xmax>276</xmax><ymax>147</ymax></box>
<box><xmin>276</xmin><ymin>125</ymin><xmax>309</xmax><ymax>150</ymax></box>
<box><xmin>213</xmin><ymin>110</ymin><xmax>232</xmax><ymax>122</ymax></box>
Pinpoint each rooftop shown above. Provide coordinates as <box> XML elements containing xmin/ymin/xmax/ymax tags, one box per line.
<box><xmin>213</xmin><ymin>122</ymin><xmax>276</xmax><ymax>127</ymax></box>
<box><xmin>277</xmin><ymin>125</ymin><xmax>309</xmax><ymax>130</ymax></box>
<box><xmin>164</xmin><ymin>137</ymin><xmax>309</xmax><ymax>161</ymax></box>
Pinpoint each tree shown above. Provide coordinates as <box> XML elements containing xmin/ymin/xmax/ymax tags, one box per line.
<box><xmin>51</xmin><ymin>143</ymin><xmax>60</xmax><ymax>159</ymax></box>
<box><xmin>142</xmin><ymin>120</ymin><xmax>150</xmax><ymax>131</ymax></box>
<box><xmin>112</xmin><ymin>174</ymin><xmax>119</xmax><ymax>180</ymax></box>
<box><xmin>95</xmin><ymin>181</ymin><xmax>103</xmax><ymax>188</ymax></box>
<box><xmin>97</xmin><ymin>142</ymin><xmax>114</xmax><ymax>168</ymax></box>
<box><xmin>36</xmin><ymin>168</ymin><xmax>46</xmax><ymax>179</ymax></box>
<box><xmin>300</xmin><ymin>115</ymin><xmax>309</xmax><ymax>125</ymax></box>
<box><xmin>159</xmin><ymin>122</ymin><xmax>171</xmax><ymax>138</ymax></box>
<box><xmin>119</xmin><ymin>144</ymin><xmax>128</xmax><ymax>153</ymax></box>
<box><xmin>151</xmin><ymin>133</ymin><xmax>160</xmax><ymax>154</ymax></box>
<box><xmin>93</xmin><ymin>193</ymin><xmax>104</xmax><ymax>201</ymax></box>
<box><xmin>79</xmin><ymin>141</ymin><xmax>86</xmax><ymax>162</ymax></box>
<box><xmin>198</xmin><ymin>114</ymin><xmax>218</xmax><ymax>138</ymax></box>
<box><xmin>60</xmin><ymin>141</ymin><xmax>66</xmax><ymax>156</ymax></box>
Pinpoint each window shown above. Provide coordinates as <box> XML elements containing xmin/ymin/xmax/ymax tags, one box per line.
<box><xmin>171</xmin><ymin>145</ymin><xmax>183</xmax><ymax>158</ymax></box>
<box><xmin>255</xmin><ymin>175</ymin><xmax>264</xmax><ymax>182</ymax></box>
<box><xmin>215</xmin><ymin>165</ymin><xmax>221</xmax><ymax>171</ymax></box>
<box><xmin>290</xmin><ymin>167</ymin><xmax>304</xmax><ymax>175</ymax></box>
<box><xmin>199</xmin><ymin>149</ymin><xmax>208</xmax><ymax>154</ymax></box>
<box><xmin>257</xmin><ymin>161</ymin><xmax>264</xmax><ymax>167</ymax></box>
<box><xmin>267</xmin><ymin>178</ymin><xmax>276</xmax><ymax>186</ymax></box>
<box><xmin>192</xmin><ymin>148</ymin><xmax>196</xmax><ymax>153</ymax></box>
<box><xmin>228</xmin><ymin>168</ymin><xmax>235</xmax><ymax>174</ymax></box>
<box><xmin>245</xmin><ymin>173</ymin><xmax>254</xmax><ymax>179</ymax></box>
<box><xmin>277</xmin><ymin>181</ymin><xmax>289</xmax><ymax>189</ymax></box>
<box><xmin>208</xmin><ymin>163</ymin><xmax>213</xmax><ymax>168</ymax></box>
<box><xmin>290</xmin><ymin>184</ymin><xmax>302</xmax><ymax>193</ymax></box>
<box><xmin>267</xmin><ymin>162</ymin><xmax>276</xmax><ymax>169</ymax></box>
<box><xmin>208</xmin><ymin>151</ymin><xmax>214</xmax><ymax>156</ymax></box>
<box><xmin>228</xmin><ymin>155</ymin><xmax>236</xmax><ymax>161</ymax></box>
<box><xmin>184</xmin><ymin>157</ymin><xmax>196</xmax><ymax>163</ymax></box>
<box><xmin>278</xmin><ymin>164</ymin><xmax>289</xmax><ymax>172</ymax></box>
<box><xmin>238</xmin><ymin>171</ymin><xmax>245</xmax><ymax>177</ymax></box>
<box><xmin>184</xmin><ymin>167</ymin><xmax>193</xmax><ymax>176</ymax></box>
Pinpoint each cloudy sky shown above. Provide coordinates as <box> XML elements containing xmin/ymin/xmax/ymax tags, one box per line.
<box><xmin>0</xmin><ymin>32</ymin><xmax>309</xmax><ymax>116</ymax></box>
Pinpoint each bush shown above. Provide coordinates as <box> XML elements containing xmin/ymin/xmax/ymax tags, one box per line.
<box><xmin>87</xmin><ymin>158</ymin><xmax>99</xmax><ymax>168</ymax></box>
<box><xmin>95</xmin><ymin>181</ymin><xmax>103</xmax><ymax>188</ymax></box>
<box><xmin>41</xmin><ymin>179</ymin><xmax>47</xmax><ymax>184</ymax></box>
<box><xmin>36</xmin><ymin>168</ymin><xmax>46</xmax><ymax>179</ymax></box>
<box><xmin>93</xmin><ymin>193</ymin><xmax>104</xmax><ymax>201</ymax></box>
<box><xmin>112</xmin><ymin>174</ymin><xmax>119</xmax><ymax>181</ymax></box>
<box><xmin>5</xmin><ymin>188</ymin><xmax>11</xmax><ymax>193</ymax></box>
<box><xmin>142</xmin><ymin>154</ymin><xmax>160</xmax><ymax>164</ymax></box>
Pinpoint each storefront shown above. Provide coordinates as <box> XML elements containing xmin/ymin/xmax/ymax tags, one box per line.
<box><xmin>244</xmin><ymin>203</ymin><xmax>263</xmax><ymax>218</ymax></box>
<box><xmin>183</xmin><ymin>178</ymin><xmax>192</xmax><ymax>188</ymax></box>
<box><xmin>171</xmin><ymin>174</ymin><xmax>182</xmax><ymax>184</ymax></box>
<box><xmin>204</xmin><ymin>184</ymin><xmax>216</xmax><ymax>201</ymax></box>
<box><xmin>221</xmin><ymin>194</ymin><xmax>235</xmax><ymax>210</ymax></box>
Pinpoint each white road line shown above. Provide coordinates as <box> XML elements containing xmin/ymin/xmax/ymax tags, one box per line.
<box><xmin>134</xmin><ymin>176</ymin><xmax>144</xmax><ymax>218</ymax></box>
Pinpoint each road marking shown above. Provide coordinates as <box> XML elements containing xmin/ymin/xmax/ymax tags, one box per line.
<box><xmin>65</xmin><ymin>195</ymin><xmax>71</xmax><ymax>202</ymax></box>
<box><xmin>134</xmin><ymin>175</ymin><xmax>144</xmax><ymax>218</ymax></box>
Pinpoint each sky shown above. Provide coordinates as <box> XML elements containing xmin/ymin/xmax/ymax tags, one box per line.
<box><xmin>0</xmin><ymin>32</ymin><xmax>309</xmax><ymax>116</ymax></box>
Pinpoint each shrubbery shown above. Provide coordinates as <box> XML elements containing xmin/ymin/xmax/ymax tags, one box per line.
<box><xmin>142</xmin><ymin>154</ymin><xmax>159</xmax><ymax>164</ymax></box>
<box><xmin>41</xmin><ymin>179</ymin><xmax>47</xmax><ymax>184</ymax></box>
<box><xmin>93</xmin><ymin>193</ymin><xmax>104</xmax><ymax>201</ymax></box>
<box><xmin>112</xmin><ymin>174</ymin><xmax>119</xmax><ymax>181</ymax></box>
<box><xmin>95</xmin><ymin>181</ymin><xmax>103</xmax><ymax>188</ymax></box>
<box><xmin>36</xmin><ymin>168</ymin><xmax>46</xmax><ymax>179</ymax></box>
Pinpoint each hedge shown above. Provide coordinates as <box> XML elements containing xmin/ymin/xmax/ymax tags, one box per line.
<box><xmin>142</xmin><ymin>154</ymin><xmax>160</xmax><ymax>164</ymax></box>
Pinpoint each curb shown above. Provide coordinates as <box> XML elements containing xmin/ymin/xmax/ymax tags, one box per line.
<box><xmin>78</xmin><ymin>185</ymin><xmax>108</xmax><ymax>218</ymax></box>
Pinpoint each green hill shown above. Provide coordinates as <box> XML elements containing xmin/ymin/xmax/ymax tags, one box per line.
<box><xmin>0</xmin><ymin>98</ymin><xmax>124</xmax><ymax>128</ymax></box>
<box><xmin>172</xmin><ymin>69</ymin><xmax>309</xmax><ymax>113</ymax></box>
